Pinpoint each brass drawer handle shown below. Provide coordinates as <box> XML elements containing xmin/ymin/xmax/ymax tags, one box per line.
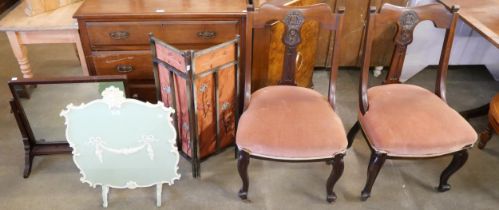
<box><xmin>197</xmin><ymin>31</ymin><xmax>217</xmax><ymax>39</ymax></box>
<box><xmin>109</xmin><ymin>31</ymin><xmax>129</xmax><ymax>40</ymax></box>
<box><xmin>116</xmin><ymin>64</ymin><xmax>134</xmax><ymax>73</ymax></box>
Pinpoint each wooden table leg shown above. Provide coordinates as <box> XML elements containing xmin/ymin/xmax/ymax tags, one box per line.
<box><xmin>72</xmin><ymin>30</ymin><xmax>89</xmax><ymax>75</ymax></box>
<box><xmin>6</xmin><ymin>31</ymin><xmax>33</xmax><ymax>78</ymax></box>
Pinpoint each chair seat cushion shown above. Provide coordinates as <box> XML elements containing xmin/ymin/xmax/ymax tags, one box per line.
<box><xmin>359</xmin><ymin>84</ymin><xmax>477</xmax><ymax>157</ymax></box>
<box><xmin>236</xmin><ymin>86</ymin><xmax>347</xmax><ymax>160</ymax></box>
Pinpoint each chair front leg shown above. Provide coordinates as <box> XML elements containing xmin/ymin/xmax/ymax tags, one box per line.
<box><xmin>361</xmin><ymin>151</ymin><xmax>387</xmax><ymax>201</ymax></box>
<box><xmin>237</xmin><ymin>149</ymin><xmax>250</xmax><ymax>200</ymax></box>
<box><xmin>347</xmin><ymin>121</ymin><xmax>360</xmax><ymax>148</ymax></box>
<box><xmin>437</xmin><ymin>149</ymin><xmax>468</xmax><ymax>192</ymax></box>
<box><xmin>326</xmin><ymin>153</ymin><xmax>345</xmax><ymax>203</ymax></box>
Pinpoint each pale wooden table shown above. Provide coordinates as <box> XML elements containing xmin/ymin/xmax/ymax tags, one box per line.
<box><xmin>0</xmin><ymin>2</ymin><xmax>88</xmax><ymax>78</ymax></box>
<box><xmin>440</xmin><ymin>0</ymin><xmax>499</xmax><ymax>47</ymax></box>
<box><xmin>439</xmin><ymin>0</ymin><xmax>499</xmax><ymax>118</ymax></box>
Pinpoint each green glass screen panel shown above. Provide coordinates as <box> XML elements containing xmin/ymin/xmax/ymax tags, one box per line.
<box><xmin>61</xmin><ymin>86</ymin><xmax>180</xmax><ymax>207</ymax></box>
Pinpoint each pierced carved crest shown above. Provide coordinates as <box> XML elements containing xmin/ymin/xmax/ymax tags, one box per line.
<box><xmin>283</xmin><ymin>10</ymin><xmax>305</xmax><ymax>47</ymax></box>
<box><xmin>397</xmin><ymin>10</ymin><xmax>419</xmax><ymax>45</ymax></box>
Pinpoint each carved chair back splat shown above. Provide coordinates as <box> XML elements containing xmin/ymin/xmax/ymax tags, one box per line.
<box><xmin>244</xmin><ymin>2</ymin><xmax>345</xmax><ymax>110</ymax></box>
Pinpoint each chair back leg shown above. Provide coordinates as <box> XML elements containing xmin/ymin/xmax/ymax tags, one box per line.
<box><xmin>347</xmin><ymin>121</ymin><xmax>361</xmax><ymax>148</ymax></box>
<box><xmin>361</xmin><ymin>151</ymin><xmax>387</xmax><ymax>201</ymax></box>
<box><xmin>437</xmin><ymin>149</ymin><xmax>469</xmax><ymax>192</ymax></box>
<box><xmin>327</xmin><ymin>153</ymin><xmax>345</xmax><ymax>202</ymax></box>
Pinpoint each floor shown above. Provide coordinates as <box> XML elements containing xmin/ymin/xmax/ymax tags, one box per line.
<box><xmin>0</xmin><ymin>30</ymin><xmax>498</xmax><ymax>209</ymax></box>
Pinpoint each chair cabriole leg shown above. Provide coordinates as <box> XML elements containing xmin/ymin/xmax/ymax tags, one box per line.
<box><xmin>237</xmin><ymin>149</ymin><xmax>250</xmax><ymax>200</ymax></box>
<box><xmin>326</xmin><ymin>153</ymin><xmax>345</xmax><ymax>203</ymax></box>
<box><xmin>437</xmin><ymin>149</ymin><xmax>468</xmax><ymax>192</ymax></box>
<box><xmin>361</xmin><ymin>151</ymin><xmax>386</xmax><ymax>201</ymax></box>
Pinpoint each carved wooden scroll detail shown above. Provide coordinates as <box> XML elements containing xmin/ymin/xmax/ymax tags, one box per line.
<box><xmin>396</xmin><ymin>10</ymin><xmax>419</xmax><ymax>46</ymax></box>
<box><xmin>283</xmin><ymin>10</ymin><xmax>305</xmax><ymax>47</ymax></box>
<box><xmin>280</xmin><ymin>10</ymin><xmax>305</xmax><ymax>85</ymax></box>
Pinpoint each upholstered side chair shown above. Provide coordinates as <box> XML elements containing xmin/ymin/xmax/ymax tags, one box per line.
<box><xmin>236</xmin><ymin>3</ymin><xmax>347</xmax><ymax>203</ymax></box>
<box><xmin>347</xmin><ymin>3</ymin><xmax>477</xmax><ymax>201</ymax></box>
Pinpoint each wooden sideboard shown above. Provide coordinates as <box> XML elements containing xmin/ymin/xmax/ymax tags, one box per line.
<box><xmin>74</xmin><ymin>0</ymin><xmax>247</xmax><ymax>102</ymax></box>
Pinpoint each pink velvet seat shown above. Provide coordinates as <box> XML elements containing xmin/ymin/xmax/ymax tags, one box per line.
<box><xmin>359</xmin><ymin>84</ymin><xmax>477</xmax><ymax>157</ymax></box>
<box><xmin>237</xmin><ymin>85</ymin><xmax>347</xmax><ymax>160</ymax></box>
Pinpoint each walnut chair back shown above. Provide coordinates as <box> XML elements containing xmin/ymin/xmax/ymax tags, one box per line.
<box><xmin>244</xmin><ymin>2</ymin><xmax>344</xmax><ymax>110</ymax></box>
<box><xmin>359</xmin><ymin>3</ymin><xmax>459</xmax><ymax>115</ymax></box>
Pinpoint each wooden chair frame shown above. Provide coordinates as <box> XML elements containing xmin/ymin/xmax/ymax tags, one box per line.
<box><xmin>238</xmin><ymin>2</ymin><xmax>345</xmax><ymax>203</ymax></box>
<box><xmin>346</xmin><ymin>3</ymin><xmax>469</xmax><ymax>201</ymax></box>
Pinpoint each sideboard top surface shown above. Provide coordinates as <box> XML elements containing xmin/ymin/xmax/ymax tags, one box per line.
<box><xmin>74</xmin><ymin>0</ymin><xmax>248</xmax><ymax>19</ymax></box>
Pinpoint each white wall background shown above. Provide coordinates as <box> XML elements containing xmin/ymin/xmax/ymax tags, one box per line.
<box><xmin>398</xmin><ymin>0</ymin><xmax>499</xmax><ymax>81</ymax></box>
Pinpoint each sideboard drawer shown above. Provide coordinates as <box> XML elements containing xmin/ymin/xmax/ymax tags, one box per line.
<box><xmin>129</xmin><ymin>83</ymin><xmax>157</xmax><ymax>103</ymax></box>
<box><xmin>160</xmin><ymin>21</ymin><xmax>239</xmax><ymax>45</ymax></box>
<box><xmin>86</xmin><ymin>21</ymin><xmax>239</xmax><ymax>49</ymax></box>
<box><xmin>92</xmin><ymin>51</ymin><xmax>153</xmax><ymax>80</ymax></box>
<box><xmin>87</xmin><ymin>22</ymin><xmax>163</xmax><ymax>47</ymax></box>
